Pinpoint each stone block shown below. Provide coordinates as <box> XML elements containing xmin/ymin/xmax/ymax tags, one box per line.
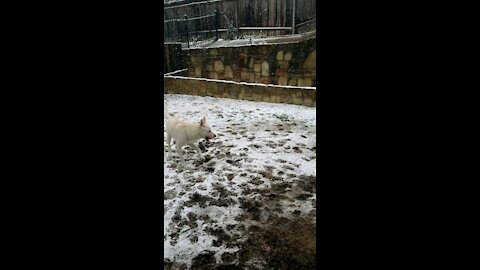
<box><xmin>243</xmin><ymin>88</ymin><xmax>251</xmax><ymax>99</ymax></box>
<box><xmin>214</xmin><ymin>60</ymin><xmax>224</xmax><ymax>71</ymax></box>
<box><xmin>259</xmin><ymin>47</ymin><xmax>268</xmax><ymax>55</ymax></box>
<box><xmin>253</xmin><ymin>94</ymin><xmax>262</xmax><ymax>102</ymax></box>
<box><xmin>275</xmin><ymin>94</ymin><xmax>283</xmax><ymax>103</ymax></box>
<box><xmin>276</xmin><ymin>51</ymin><xmax>284</xmax><ymax>61</ymax></box>
<box><xmin>293</xmin><ymin>97</ymin><xmax>303</xmax><ymax>105</ymax></box>
<box><xmin>278</xmin><ymin>76</ymin><xmax>288</xmax><ymax>86</ymax></box>
<box><xmin>303</xmin><ymin>98</ymin><xmax>313</xmax><ymax>107</ymax></box>
<box><xmin>191</xmin><ymin>55</ymin><xmax>200</xmax><ymax>64</ymax></box>
<box><xmin>276</xmin><ymin>68</ymin><xmax>287</xmax><ymax>76</ymax></box>
<box><xmin>254</xmin><ymin>63</ymin><xmax>261</xmax><ymax>72</ymax></box>
<box><xmin>270</xmin><ymin>95</ymin><xmax>278</xmax><ymax>103</ymax></box>
<box><xmin>190</xmin><ymin>80</ymin><xmax>199</xmax><ymax>90</ymax></box>
<box><xmin>302</xmin><ymin>50</ymin><xmax>316</xmax><ymax>69</ymax></box>
<box><xmin>303</xmin><ymin>78</ymin><xmax>313</xmax><ymax>86</ymax></box>
<box><xmin>238</xmin><ymin>89</ymin><xmax>245</xmax><ymax>99</ymax></box>
<box><xmin>194</xmin><ymin>66</ymin><xmax>201</xmax><ymax>77</ymax></box>
<box><xmin>260</xmin><ymin>78</ymin><xmax>270</xmax><ymax>84</ymax></box>
<box><xmin>284</xmin><ymin>52</ymin><xmax>292</xmax><ymax>61</ymax></box>
<box><xmin>240</xmin><ymin>71</ymin><xmax>249</xmax><ymax>81</ymax></box>
<box><xmin>209</xmin><ymin>72</ymin><xmax>218</xmax><ymax>80</ymax></box>
<box><xmin>233</xmin><ymin>70</ymin><xmax>241</xmax><ymax>81</ymax></box>
<box><xmin>297</xmin><ymin>78</ymin><xmax>304</xmax><ymax>86</ymax></box>
<box><xmin>227</xmin><ymin>85</ymin><xmax>237</xmax><ymax>97</ymax></box>
<box><xmin>261</xmin><ymin>61</ymin><xmax>269</xmax><ymax>77</ymax></box>
<box><xmin>225</xmin><ymin>66</ymin><xmax>233</xmax><ymax>78</ymax></box>
<box><xmin>288</xmin><ymin>78</ymin><xmax>297</xmax><ymax>86</ymax></box>
<box><xmin>198</xmin><ymin>81</ymin><xmax>206</xmax><ymax>96</ymax></box>
<box><xmin>279</xmin><ymin>60</ymin><xmax>289</xmax><ymax>69</ymax></box>
<box><xmin>280</xmin><ymin>94</ymin><xmax>290</xmax><ymax>103</ymax></box>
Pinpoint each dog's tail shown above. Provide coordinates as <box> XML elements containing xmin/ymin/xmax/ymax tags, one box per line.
<box><xmin>164</xmin><ymin>102</ymin><xmax>169</xmax><ymax>119</ymax></box>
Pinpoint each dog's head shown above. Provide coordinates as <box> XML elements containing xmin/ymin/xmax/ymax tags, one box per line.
<box><xmin>199</xmin><ymin>117</ymin><xmax>216</xmax><ymax>141</ymax></box>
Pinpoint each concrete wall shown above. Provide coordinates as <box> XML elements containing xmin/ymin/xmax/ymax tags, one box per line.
<box><xmin>164</xmin><ymin>76</ymin><xmax>316</xmax><ymax>107</ymax></box>
<box><xmin>185</xmin><ymin>36</ymin><xmax>316</xmax><ymax>87</ymax></box>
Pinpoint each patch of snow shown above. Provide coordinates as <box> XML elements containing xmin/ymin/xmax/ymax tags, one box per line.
<box><xmin>185</xmin><ymin>31</ymin><xmax>316</xmax><ymax>49</ymax></box>
<box><xmin>164</xmin><ymin>94</ymin><xmax>316</xmax><ymax>267</ymax></box>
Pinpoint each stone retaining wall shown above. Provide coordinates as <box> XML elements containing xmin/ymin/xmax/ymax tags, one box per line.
<box><xmin>185</xmin><ymin>35</ymin><xmax>316</xmax><ymax>87</ymax></box>
<box><xmin>164</xmin><ymin>76</ymin><xmax>316</xmax><ymax>107</ymax></box>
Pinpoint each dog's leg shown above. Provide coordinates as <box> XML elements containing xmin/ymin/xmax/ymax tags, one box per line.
<box><xmin>189</xmin><ymin>143</ymin><xmax>203</xmax><ymax>159</ymax></box>
<box><xmin>166</xmin><ymin>133</ymin><xmax>172</xmax><ymax>157</ymax></box>
<box><xmin>176</xmin><ymin>143</ymin><xmax>186</xmax><ymax>168</ymax></box>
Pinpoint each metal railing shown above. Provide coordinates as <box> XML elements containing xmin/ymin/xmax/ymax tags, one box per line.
<box><xmin>164</xmin><ymin>0</ymin><xmax>316</xmax><ymax>47</ymax></box>
<box><xmin>164</xmin><ymin>9</ymin><xmax>220</xmax><ymax>48</ymax></box>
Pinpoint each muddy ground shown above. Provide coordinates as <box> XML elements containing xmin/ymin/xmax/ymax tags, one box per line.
<box><xmin>164</xmin><ymin>95</ymin><xmax>316</xmax><ymax>269</ymax></box>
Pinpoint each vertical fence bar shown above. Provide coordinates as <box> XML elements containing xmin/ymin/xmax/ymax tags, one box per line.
<box><xmin>215</xmin><ymin>9</ymin><xmax>219</xmax><ymax>40</ymax></box>
<box><xmin>292</xmin><ymin>0</ymin><xmax>296</xmax><ymax>34</ymax></box>
<box><xmin>209</xmin><ymin>9</ymin><xmax>212</xmax><ymax>41</ymax></box>
<box><xmin>235</xmin><ymin>0</ymin><xmax>239</xmax><ymax>38</ymax></box>
<box><xmin>175</xmin><ymin>19</ymin><xmax>178</xmax><ymax>42</ymax></box>
<box><xmin>185</xmin><ymin>15</ymin><xmax>189</xmax><ymax>48</ymax></box>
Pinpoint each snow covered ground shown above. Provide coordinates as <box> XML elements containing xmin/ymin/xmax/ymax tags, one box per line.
<box><xmin>164</xmin><ymin>94</ymin><xmax>316</xmax><ymax>269</ymax></box>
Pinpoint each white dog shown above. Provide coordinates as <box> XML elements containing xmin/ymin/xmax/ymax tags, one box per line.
<box><xmin>164</xmin><ymin>102</ymin><xmax>216</xmax><ymax>167</ymax></box>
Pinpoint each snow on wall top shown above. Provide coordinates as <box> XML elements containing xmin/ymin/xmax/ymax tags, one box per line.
<box><xmin>164</xmin><ymin>75</ymin><xmax>316</xmax><ymax>90</ymax></box>
<box><xmin>185</xmin><ymin>31</ymin><xmax>316</xmax><ymax>50</ymax></box>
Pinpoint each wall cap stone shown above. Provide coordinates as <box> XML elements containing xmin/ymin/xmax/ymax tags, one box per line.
<box><xmin>164</xmin><ymin>75</ymin><xmax>316</xmax><ymax>90</ymax></box>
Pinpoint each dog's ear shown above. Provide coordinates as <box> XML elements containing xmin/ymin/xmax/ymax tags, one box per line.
<box><xmin>199</xmin><ymin>117</ymin><xmax>206</xmax><ymax>127</ymax></box>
